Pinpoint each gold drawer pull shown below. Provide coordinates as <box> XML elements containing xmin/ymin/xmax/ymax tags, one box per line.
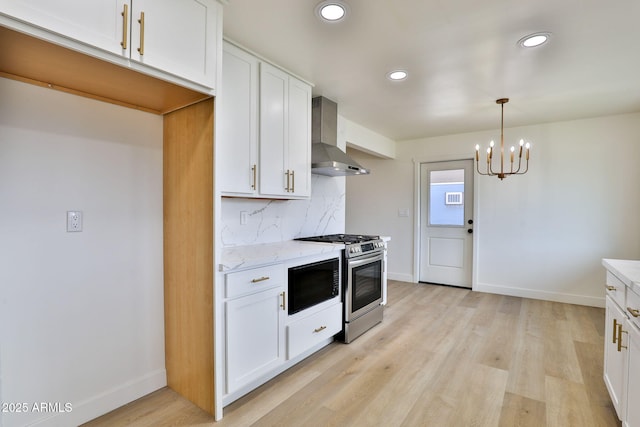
<box><xmin>613</xmin><ymin>319</ymin><xmax>618</xmax><ymax>344</ymax></box>
<box><xmin>291</xmin><ymin>170</ymin><xmax>295</xmax><ymax>193</ymax></box>
<box><xmin>251</xmin><ymin>276</ymin><xmax>270</xmax><ymax>283</ymax></box>
<box><xmin>618</xmin><ymin>323</ymin><xmax>628</xmax><ymax>352</ymax></box>
<box><xmin>314</xmin><ymin>325</ymin><xmax>327</xmax><ymax>333</ymax></box>
<box><xmin>285</xmin><ymin>170</ymin><xmax>291</xmax><ymax>192</ymax></box>
<box><xmin>251</xmin><ymin>164</ymin><xmax>257</xmax><ymax>190</ymax></box>
<box><xmin>280</xmin><ymin>292</ymin><xmax>286</xmax><ymax>311</ymax></box>
<box><xmin>628</xmin><ymin>307</ymin><xmax>640</xmax><ymax>318</ymax></box>
<box><xmin>137</xmin><ymin>11</ymin><xmax>145</xmax><ymax>55</ymax></box>
<box><xmin>605</xmin><ymin>285</ymin><xmax>616</xmax><ymax>291</ymax></box>
<box><xmin>120</xmin><ymin>4</ymin><xmax>128</xmax><ymax>49</ymax></box>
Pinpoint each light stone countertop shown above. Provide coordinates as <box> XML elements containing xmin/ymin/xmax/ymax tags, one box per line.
<box><xmin>220</xmin><ymin>240</ymin><xmax>345</xmax><ymax>272</ymax></box>
<box><xmin>602</xmin><ymin>258</ymin><xmax>640</xmax><ymax>295</ymax></box>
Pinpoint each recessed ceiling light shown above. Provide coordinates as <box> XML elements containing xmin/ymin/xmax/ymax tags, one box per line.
<box><xmin>315</xmin><ymin>1</ymin><xmax>348</xmax><ymax>22</ymax></box>
<box><xmin>518</xmin><ymin>32</ymin><xmax>551</xmax><ymax>48</ymax></box>
<box><xmin>387</xmin><ymin>70</ymin><xmax>408</xmax><ymax>81</ymax></box>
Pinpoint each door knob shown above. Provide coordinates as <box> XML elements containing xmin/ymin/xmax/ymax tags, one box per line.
<box><xmin>468</xmin><ymin>219</ymin><xmax>473</xmax><ymax>224</ymax></box>
<box><xmin>467</xmin><ymin>229</ymin><xmax>473</xmax><ymax>234</ymax></box>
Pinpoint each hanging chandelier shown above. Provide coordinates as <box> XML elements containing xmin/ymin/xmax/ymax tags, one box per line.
<box><xmin>475</xmin><ymin>98</ymin><xmax>530</xmax><ymax>180</ymax></box>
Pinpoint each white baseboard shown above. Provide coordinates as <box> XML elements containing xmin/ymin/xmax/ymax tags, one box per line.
<box><xmin>387</xmin><ymin>272</ymin><xmax>413</xmax><ymax>283</ymax></box>
<box><xmin>30</xmin><ymin>369</ymin><xmax>167</xmax><ymax>427</ymax></box>
<box><xmin>473</xmin><ymin>282</ymin><xmax>605</xmax><ymax>308</ymax></box>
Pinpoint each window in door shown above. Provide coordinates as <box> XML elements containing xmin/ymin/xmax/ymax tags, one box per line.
<box><xmin>429</xmin><ymin>169</ymin><xmax>465</xmax><ymax>226</ymax></box>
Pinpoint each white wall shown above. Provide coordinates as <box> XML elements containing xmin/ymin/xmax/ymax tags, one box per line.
<box><xmin>342</xmin><ymin>117</ymin><xmax>396</xmax><ymax>159</ymax></box>
<box><xmin>347</xmin><ymin>112</ymin><xmax>640</xmax><ymax>306</ymax></box>
<box><xmin>0</xmin><ymin>78</ymin><xmax>166</xmax><ymax>426</ymax></box>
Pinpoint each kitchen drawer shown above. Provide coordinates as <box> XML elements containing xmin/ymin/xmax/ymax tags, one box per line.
<box><xmin>287</xmin><ymin>303</ymin><xmax>342</xmax><ymax>360</ymax></box>
<box><xmin>606</xmin><ymin>271</ymin><xmax>627</xmax><ymax>309</ymax></box>
<box><xmin>627</xmin><ymin>287</ymin><xmax>640</xmax><ymax>329</ymax></box>
<box><xmin>226</xmin><ymin>264</ymin><xmax>284</xmax><ymax>299</ymax></box>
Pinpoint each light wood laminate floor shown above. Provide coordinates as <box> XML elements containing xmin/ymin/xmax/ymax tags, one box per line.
<box><xmin>84</xmin><ymin>280</ymin><xmax>618</xmax><ymax>427</ymax></box>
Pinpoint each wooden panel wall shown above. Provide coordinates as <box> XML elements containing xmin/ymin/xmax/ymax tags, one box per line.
<box><xmin>163</xmin><ymin>98</ymin><xmax>215</xmax><ymax>414</ymax></box>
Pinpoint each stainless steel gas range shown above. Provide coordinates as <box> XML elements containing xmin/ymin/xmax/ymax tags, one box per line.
<box><xmin>295</xmin><ymin>234</ymin><xmax>385</xmax><ymax>343</ymax></box>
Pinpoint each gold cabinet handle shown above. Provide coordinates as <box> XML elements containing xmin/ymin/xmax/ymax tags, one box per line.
<box><xmin>251</xmin><ymin>276</ymin><xmax>269</xmax><ymax>283</ymax></box>
<box><xmin>628</xmin><ymin>307</ymin><xmax>640</xmax><ymax>318</ymax></box>
<box><xmin>618</xmin><ymin>323</ymin><xmax>628</xmax><ymax>352</ymax></box>
<box><xmin>120</xmin><ymin>4</ymin><xmax>128</xmax><ymax>49</ymax></box>
<box><xmin>137</xmin><ymin>11</ymin><xmax>145</xmax><ymax>55</ymax></box>
<box><xmin>251</xmin><ymin>164</ymin><xmax>257</xmax><ymax>190</ymax></box>
<box><xmin>280</xmin><ymin>291</ymin><xmax>286</xmax><ymax>311</ymax></box>
<box><xmin>313</xmin><ymin>325</ymin><xmax>327</xmax><ymax>333</ymax></box>
<box><xmin>285</xmin><ymin>170</ymin><xmax>290</xmax><ymax>192</ymax></box>
<box><xmin>613</xmin><ymin>319</ymin><xmax>618</xmax><ymax>344</ymax></box>
<box><xmin>605</xmin><ymin>285</ymin><xmax>616</xmax><ymax>291</ymax></box>
<box><xmin>291</xmin><ymin>170</ymin><xmax>295</xmax><ymax>193</ymax></box>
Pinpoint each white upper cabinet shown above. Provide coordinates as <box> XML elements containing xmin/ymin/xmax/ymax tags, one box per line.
<box><xmin>0</xmin><ymin>0</ymin><xmax>220</xmax><ymax>90</ymax></box>
<box><xmin>218</xmin><ymin>42</ymin><xmax>259</xmax><ymax>196</ymax></box>
<box><xmin>287</xmin><ymin>76</ymin><xmax>312</xmax><ymax>198</ymax></box>
<box><xmin>259</xmin><ymin>62</ymin><xmax>311</xmax><ymax>198</ymax></box>
<box><xmin>0</xmin><ymin>0</ymin><xmax>128</xmax><ymax>55</ymax></box>
<box><xmin>130</xmin><ymin>0</ymin><xmax>219</xmax><ymax>88</ymax></box>
<box><xmin>259</xmin><ymin>63</ymin><xmax>289</xmax><ymax>197</ymax></box>
<box><xmin>218</xmin><ymin>42</ymin><xmax>312</xmax><ymax>199</ymax></box>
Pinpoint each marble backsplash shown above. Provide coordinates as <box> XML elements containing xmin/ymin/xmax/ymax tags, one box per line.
<box><xmin>221</xmin><ymin>174</ymin><xmax>346</xmax><ymax>247</ymax></box>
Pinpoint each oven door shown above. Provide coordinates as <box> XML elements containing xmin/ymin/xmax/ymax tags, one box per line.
<box><xmin>345</xmin><ymin>251</ymin><xmax>384</xmax><ymax>321</ymax></box>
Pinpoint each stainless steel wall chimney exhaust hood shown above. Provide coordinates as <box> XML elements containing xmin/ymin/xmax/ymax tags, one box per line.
<box><xmin>311</xmin><ymin>96</ymin><xmax>370</xmax><ymax>176</ymax></box>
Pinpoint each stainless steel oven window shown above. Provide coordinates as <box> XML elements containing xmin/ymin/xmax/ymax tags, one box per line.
<box><xmin>345</xmin><ymin>252</ymin><xmax>384</xmax><ymax>320</ymax></box>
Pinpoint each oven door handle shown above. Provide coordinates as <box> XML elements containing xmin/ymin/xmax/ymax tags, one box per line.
<box><xmin>348</xmin><ymin>252</ymin><xmax>383</xmax><ymax>268</ymax></box>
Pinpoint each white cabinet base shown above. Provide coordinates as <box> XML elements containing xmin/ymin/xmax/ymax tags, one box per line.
<box><xmin>222</xmin><ymin>337</ymin><xmax>335</xmax><ymax>407</ymax></box>
<box><xmin>625</xmin><ymin>321</ymin><xmax>640</xmax><ymax>427</ymax></box>
<box><xmin>287</xmin><ymin>303</ymin><xmax>342</xmax><ymax>360</ymax></box>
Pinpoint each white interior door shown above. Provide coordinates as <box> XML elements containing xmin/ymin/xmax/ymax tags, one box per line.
<box><xmin>419</xmin><ymin>160</ymin><xmax>473</xmax><ymax>288</ymax></box>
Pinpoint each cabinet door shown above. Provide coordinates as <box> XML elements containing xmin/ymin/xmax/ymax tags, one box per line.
<box><xmin>130</xmin><ymin>0</ymin><xmax>219</xmax><ymax>88</ymax></box>
<box><xmin>0</xmin><ymin>0</ymin><xmax>129</xmax><ymax>55</ymax></box>
<box><xmin>625</xmin><ymin>320</ymin><xmax>639</xmax><ymax>427</ymax></box>
<box><xmin>226</xmin><ymin>286</ymin><xmax>285</xmax><ymax>393</ymax></box>
<box><xmin>604</xmin><ymin>296</ymin><xmax>628</xmax><ymax>420</ymax></box>
<box><xmin>218</xmin><ymin>42</ymin><xmax>259</xmax><ymax>196</ymax></box>
<box><xmin>287</xmin><ymin>76</ymin><xmax>312</xmax><ymax>198</ymax></box>
<box><xmin>259</xmin><ymin>62</ymin><xmax>288</xmax><ymax>197</ymax></box>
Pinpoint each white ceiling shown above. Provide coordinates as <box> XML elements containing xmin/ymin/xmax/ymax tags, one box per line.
<box><xmin>222</xmin><ymin>0</ymin><xmax>640</xmax><ymax>142</ymax></box>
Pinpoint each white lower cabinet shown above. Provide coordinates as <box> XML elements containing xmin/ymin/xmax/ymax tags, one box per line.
<box><xmin>287</xmin><ymin>303</ymin><xmax>342</xmax><ymax>360</ymax></box>
<box><xmin>222</xmin><ymin>253</ymin><xmax>343</xmax><ymax>407</ymax></box>
<box><xmin>626</xmin><ymin>319</ymin><xmax>640</xmax><ymax>427</ymax></box>
<box><xmin>604</xmin><ymin>295</ymin><xmax>628</xmax><ymax>419</ymax></box>
<box><xmin>602</xmin><ymin>260</ymin><xmax>640</xmax><ymax>426</ymax></box>
<box><xmin>225</xmin><ymin>265</ymin><xmax>286</xmax><ymax>394</ymax></box>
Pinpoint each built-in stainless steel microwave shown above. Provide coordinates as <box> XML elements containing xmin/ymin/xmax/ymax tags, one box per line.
<box><xmin>288</xmin><ymin>258</ymin><xmax>340</xmax><ymax>315</ymax></box>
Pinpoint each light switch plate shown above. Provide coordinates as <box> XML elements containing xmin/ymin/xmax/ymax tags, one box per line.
<box><xmin>67</xmin><ymin>211</ymin><xmax>83</xmax><ymax>232</ymax></box>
